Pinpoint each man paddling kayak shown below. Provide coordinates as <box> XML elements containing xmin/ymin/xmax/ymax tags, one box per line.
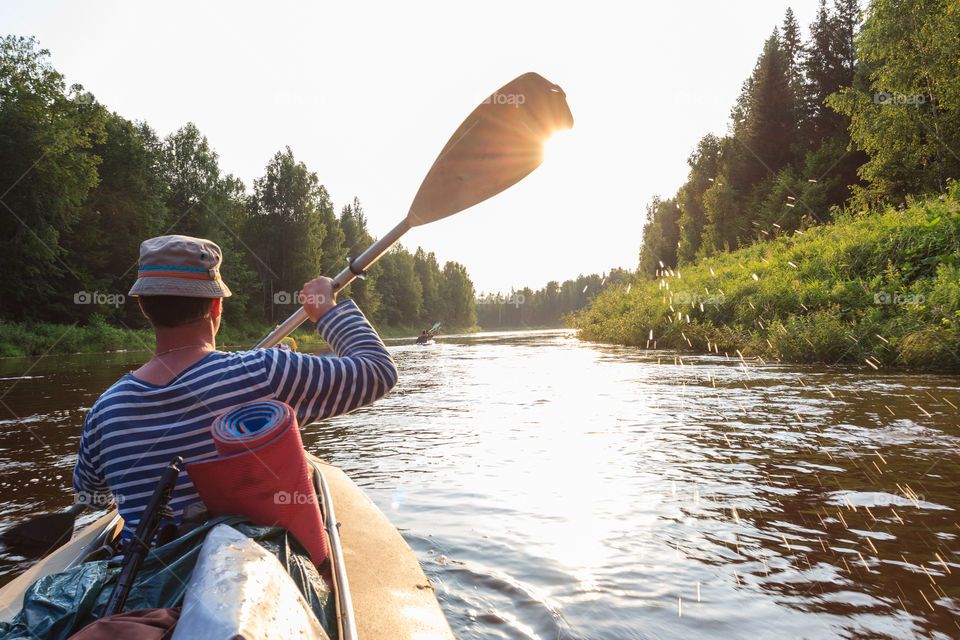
<box><xmin>73</xmin><ymin>235</ymin><xmax>398</xmax><ymax>541</ymax></box>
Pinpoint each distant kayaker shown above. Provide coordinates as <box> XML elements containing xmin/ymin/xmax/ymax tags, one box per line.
<box><xmin>73</xmin><ymin>235</ymin><xmax>398</xmax><ymax>541</ymax></box>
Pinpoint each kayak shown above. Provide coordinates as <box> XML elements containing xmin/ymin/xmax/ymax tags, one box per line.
<box><xmin>416</xmin><ymin>322</ymin><xmax>441</xmax><ymax>345</ymax></box>
<box><xmin>0</xmin><ymin>454</ymin><xmax>454</xmax><ymax>640</ymax></box>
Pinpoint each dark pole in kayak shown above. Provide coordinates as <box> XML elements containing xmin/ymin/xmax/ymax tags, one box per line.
<box><xmin>103</xmin><ymin>457</ymin><xmax>183</xmax><ymax>618</ymax></box>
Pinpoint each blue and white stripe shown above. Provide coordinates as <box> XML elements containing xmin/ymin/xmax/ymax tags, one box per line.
<box><xmin>73</xmin><ymin>300</ymin><xmax>398</xmax><ymax>539</ymax></box>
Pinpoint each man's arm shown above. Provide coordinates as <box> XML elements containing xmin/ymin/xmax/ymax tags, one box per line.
<box><xmin>264</xmin><ymin>277</ymin><xmax>398</xmax><ymax>424</ymax></box>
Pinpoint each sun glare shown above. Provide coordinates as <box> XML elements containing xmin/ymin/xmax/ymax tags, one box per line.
<box><xmin>541</xmin><ymin>129</ymin><xmax>572</xmax><ymax>164</ymax></box>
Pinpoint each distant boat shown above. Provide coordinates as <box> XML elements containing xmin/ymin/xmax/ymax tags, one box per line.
<box><xmin>415</xmin><ymin>322</ymin><xmax>441</xmax><ymax>345</ymax></box>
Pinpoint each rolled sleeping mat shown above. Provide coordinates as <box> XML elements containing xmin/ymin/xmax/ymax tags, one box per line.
<box><xmin>186</xmin><ymin>400</ymin><xmax>329</xmax><ymax>570</ymax></box>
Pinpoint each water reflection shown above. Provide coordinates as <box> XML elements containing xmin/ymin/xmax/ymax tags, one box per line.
<box><xmin>0</xmin><ymin>332</ymin><xmax>958</xmax><ymax>639</ymax></box>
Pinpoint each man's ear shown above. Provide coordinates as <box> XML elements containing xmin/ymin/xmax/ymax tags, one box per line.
<box><xmin>211</xmin><ymin>298</ymin><xmax>222</xmax><ymax>320</ymax></box>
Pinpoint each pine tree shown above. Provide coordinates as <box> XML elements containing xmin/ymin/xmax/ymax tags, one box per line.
<box><xmin>831</xmin><ymin>0</ymin><xmax>860</xmax><ymax>77</ymax></box>
<box><xmin>781</xmin><ymin>8</ymin><xmax>806</xmax><ymax>123</ymax></box>
<box><xmin>743</xmin><ymin>32</ymin><xmax>798</xmax><ymax>174</ymax></box>
<box><xmin>803</xmin><ymin>0</ymin><xmax>859</xmax><ymax>143</ymax></box>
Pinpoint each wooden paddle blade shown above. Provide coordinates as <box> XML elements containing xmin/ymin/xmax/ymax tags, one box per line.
<box><xmin>407</xmin><ymin>72</ymin><xmax>574</xmax><ymax>227</ymax></box>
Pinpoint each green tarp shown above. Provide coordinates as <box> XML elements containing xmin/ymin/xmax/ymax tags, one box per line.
<box><xmin>0</xmin><ymin>516</ymin><xmax>333</xmax><ymax>640</ymax></box>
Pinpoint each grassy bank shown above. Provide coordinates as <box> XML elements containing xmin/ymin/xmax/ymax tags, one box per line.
<box><xmin>572</xmin><ymin>183</ymin><xmax>960</xmax><ymax>370</ymax></box>
<box><xmin>0</xmin><ymin>315</ymin><xmax>477</xmax><ymax>357</ymax></box>
<box><xmin>0</xmin><ymin>316</ymin><xmax>331</xmax><ymax>358</ymax></box>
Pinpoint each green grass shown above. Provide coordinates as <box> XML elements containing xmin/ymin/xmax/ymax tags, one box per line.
<box><xmin>0</xmin><ymin>316</ymin><xmax>152</xmax><ymax>358</ymax></box>
<box><xmin>572</xmin><ymin>182</ymin><xmax>960</xmax><ymax>370</ymax></box>
<box><xmin>0</xmin><ymin>315</ymin><xmax>477</xmax><ymax>357</ymax></box>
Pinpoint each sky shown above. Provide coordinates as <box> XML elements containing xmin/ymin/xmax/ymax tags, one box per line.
<box><xmin>1</xmin><ymin>0</ymin><xmax>820</xmax><ymax>294</ymax></box>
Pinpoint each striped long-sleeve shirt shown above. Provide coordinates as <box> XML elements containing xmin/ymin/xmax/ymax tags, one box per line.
<box><xmin>73</xmin><ymin>300</ymin><xmax>397</xmax><ymax>539</ymax></box>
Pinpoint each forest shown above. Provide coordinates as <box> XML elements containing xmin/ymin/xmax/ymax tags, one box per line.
<box><xmin>575</xmin><ymin>0</ymin><xmax>960</xmax><ymax>368</ymax></box>
<box><xmin>0</xmin><ymin>35</ymin><xmax>481</xmax><ymax>343</ymax></box>
<box><xmin>636</xmin><ymin>0</ymin><xmax>957</xmax><ymax>273</ymax></box>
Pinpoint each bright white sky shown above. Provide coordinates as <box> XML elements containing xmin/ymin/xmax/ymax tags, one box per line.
<box><xmin>2</xmin><ymin>0</ymin><xmax>818</xmax><ymax>294</ymax></box>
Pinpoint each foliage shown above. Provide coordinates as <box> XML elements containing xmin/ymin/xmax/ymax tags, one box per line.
<box><xmin>0</xmin><ymin>36</ymin><xmax>480</xmax><ymax>345</ymax></box>
<box><xmin>476</xmin><ymin>269</ymin><xmax>631</xmax><ymax>329</ymax></box>
<box><xmin>611</xmin><ymin>1</ymin><xmax>959</xmax><ymax>369</ymax></box>
<box><xmin>573</xmin><ymin>184</ymin><xmax>960</xmax><ymax>370</ymax></box>
<box><xmin>640</xmin><ymin>2</ymin><xmax>865</xmax><ymax>270</ymax></box>
<box><xmin>827</xmin><ymin>0</ymin><xmax>960</xmax><ymax>205</ymax></box>
<box><xmin>0</xmin><ymin>35</ymin><xmax>106</xmax><ymax>321</ymax></box>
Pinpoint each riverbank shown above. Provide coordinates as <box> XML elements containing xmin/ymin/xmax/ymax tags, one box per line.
<box><xmin>0</xmin><ymin>316</ymin><xmax>478</xmax><ymax>357</ymax></box>
<box><xmin>0</xmin><ymin>319</ymin><xmax>324</xmax><ymax>357</ymax></box>
<box><xmin>573</xmin><ymin>184</ymin><xmax>960</xmax><ymax>370</ymax></box>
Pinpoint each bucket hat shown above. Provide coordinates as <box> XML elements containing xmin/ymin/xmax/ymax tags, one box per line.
<box><xmin>129</xmin><ymin>235</ymin><xmax>232</xmax><ymax>298</ymax></box>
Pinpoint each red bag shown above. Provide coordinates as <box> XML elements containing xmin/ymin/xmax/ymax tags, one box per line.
<box><xmin>186</xmin><ymin>400</ymin><xmax>328</xmax><ymax>569</ymax></box>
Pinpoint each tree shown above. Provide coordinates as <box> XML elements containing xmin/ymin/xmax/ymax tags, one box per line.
<box><xmin>781</xmin><ymin>7</ymin><xmax>806</xmax><ymax>109</ymax></box>
<box><xmin>0</xmin><ymin>36</ymin><xmax>106</xmax><ymax>320</ymax></box>
<box><xmin>338</xmin><ymin>198</ymin><xmax>381</xmax><ymax>317</ymax></box>
<box><xmin>439</xmin><ymin>261</ymin><xmax>476</xmax><ymax>327</ymax></box>
<box><xmin>374</xmin><ymin>245</ymin><xmax>422</xmax><ymax>326</ymax></box>
<box><xmin>160</xmin><ymin>123</ymin><xmax>221</xmax><ymax>238</ymax></box>
<box><xmin>740</xmin><ymin>32</ymin><xmax>799</xmax><ymax>176</ymax></box>
<box><xmin>414</xmin><ymin>247</ymin><xmax>444</xmax><ymax>323</ymax></box>
<box><xmin>638</xmin><ymin>197</ymin><xmax>681</xmax><ymax>276</ymax></box>
<box><xmin>803</xmin><ymin>0</ymin><xmax>859</xmax><ymax>144</ymax></box>
<box><xmin>700</xmin><ymin>178</ymin><xmax>741</xmax><ymax>254</ymax></box>
<box><xmin>318</xmin><ymin>199</ymin><xmax>346</xmax><ymax>277</ymax></box>
<box><xmin>61</xmin><ymin>115</ymin><xmax>170</xmax><ymax>324</ymax></box>
<box><xmin>247</xmin><ymin>147</ymin><xmax>327</xmax><ymax>319</ymax></box>
<box><xmin>205</xmin><ymin>174</ymin><xmax>260</xmax><ymax>326</ymax></box>
<box><xmin>677</xmin><ymin>134</ymin><xmax>722</xmax><ymax>263</ymax></box>
<box><xmin>827</xmin><ymin>0</ymin><xmax>960</xmax><ymax>204</ymax></box>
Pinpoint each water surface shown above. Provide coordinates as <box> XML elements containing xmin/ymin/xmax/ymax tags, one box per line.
<box><xmin>1</xmin><ymin>330</ymin><xmax>958</xmax><ymax>639</ymax></box>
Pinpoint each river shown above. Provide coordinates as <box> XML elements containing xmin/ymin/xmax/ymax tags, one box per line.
<box><xmin>1</xmin><ymin>329</ymin><xmax>958</xmax><ymax>639</ymax></box>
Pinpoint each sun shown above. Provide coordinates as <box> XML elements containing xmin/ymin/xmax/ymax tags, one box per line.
<box><xmin>541</xmin><ymin>129</ymin><xmax>572</xmax><ymax>164</ymax></box>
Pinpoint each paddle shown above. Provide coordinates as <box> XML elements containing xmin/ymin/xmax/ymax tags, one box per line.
<box><xmin>0</xmin><ymin>503</ymin><xmax>85</xmax><ymax>553</ymax></box>
<box><xmin>255</xmin><ymin>71</ymin><xmax>573</xmax><ymax>349</ymax></box>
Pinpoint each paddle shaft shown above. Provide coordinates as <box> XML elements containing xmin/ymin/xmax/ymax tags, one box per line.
<box><xmin>254</xmin><ymin>219</ymin><xmax>410</xmax><ymax>349</ymax></box>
